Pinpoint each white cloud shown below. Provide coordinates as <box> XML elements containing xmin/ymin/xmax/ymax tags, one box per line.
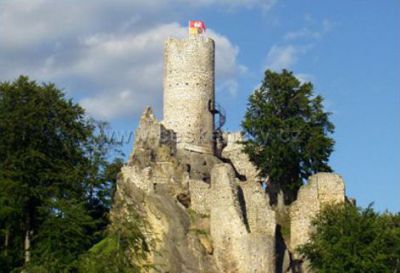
<box><xmin>322</xmin><ymin>18</ymin><xmax>335</xmax><ymax>32</ymax></box>
<box><xmin>295</xmin><ymin>73</ymin><xmax>314</xmax><ymax>84</ymax></box>
<box><xmin>265</xmin><ymin>17</ymin><xmax>333</xmax><ymax>77</ymax></box>
<box><xmin>0</xmin><ymin>0</ymin><xmax>249</xmax><ymax>120</ymax></box>
<box><xmin>73</xmin><ymin>23</ymin><xmax>244</xmax><ymax>119</ymax></box>
<box><xmin>265</xmin><ymin>45</ymin><xmax>298</xmax><ymax>71</ymax></box>
<box><xmin>210</xmin><ymin>31</ymin><xmax>240</xmax><ymax>78</ymax></box>
<box><xmin>284</xmin><ymin>18</ymin><xmax>334</xmax><ymax>41</ymax></box>
<box><xmin>178</xmin><ymin>0</ymin><xmax>277</xmax><ymax>9</ymax></box>
<box><xmin>217</xmin><ymin>79</ymin><xmax>239</xmax><ymax>96</ymax></box>
<box><xmin>0</xmin><ymin>0</ymin><xmax>276</xmax><ymax>49</ymax></box>
<box><xmin>284</xmin><ymin>28</ymin><xmax>321</xmax><ymax>40</ymax></box>
<box><xmin>80</xmin><ymin>90</ymin><xmax>138</xmax><ymax>120</ymax></box>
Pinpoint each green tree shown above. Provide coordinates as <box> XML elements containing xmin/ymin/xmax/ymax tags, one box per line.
<box><xmin>0</xmin><ymin>76</ymin><xmax>123</xmax><ymax>272</ymax></box>
<box><xmin>82</xmin><ymin>121</ymin><xmax>124</xmax><ymax>240</ymax></box>
<box><xmin>299</xmin><ymin>203</ymin><xmax>400</xmax><ymax>273</ymax></box>
<box><xmin>77</xmin><ymin>211</ymin><xmax>150</xmax><ymax>273</ymax></box>
<box><xmin>242</xmin><ymin>69</ymin><xmax>335</xmax><ymax>203</ymax></box>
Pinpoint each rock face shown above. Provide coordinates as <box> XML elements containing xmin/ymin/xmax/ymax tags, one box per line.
<box><xmin>109</xmin><ymin>29</ymin><xmax>350</xmax><ymax>273</ymax></box>
<box><xmin>222</xmin><ymin>132</ymin><xmax>259</xmax><ymax>181</ymax></box>
<box><xmin>111</xmin><ymin>109</ymin><xmax>347</xmax><ymax>273</ymax></box>
<box><xmin>210</xmin><ymin>164</ymin><xmax>275</xmax><ymax>273</ymax></box>
<box><xmin>290</xmin><ymin>173</ymin><xmax>346</xmax><ymax>253</ymax></box>
<box><xmin>114</xmin><ymin>108</ymin><xmax>218</xmax><ymax>273</ymax></box>
<box><xmin>289</xmin><ymin>173</ymin><xmax>346</xmax><ymax>273</ymax></box>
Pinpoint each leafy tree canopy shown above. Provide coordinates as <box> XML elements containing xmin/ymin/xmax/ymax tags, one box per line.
<box><xmin>0</xmin><ymin>76</ymin><xmax>124</xmax><ymax>272</ymax></box>
<box><xmin>299</xmin><ymin>203</ymin><xmax>400</xmax><ymax>273</ymax></box>
<box><xmin>242</xmin><ymin>69</ymin><xmax>335</xmax><ymax>202</ymax></box>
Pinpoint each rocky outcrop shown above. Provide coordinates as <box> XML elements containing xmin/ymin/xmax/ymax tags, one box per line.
<box><xmin>289</xmin><ymin>173</ymin><xmax>346</xmax><ymax>272</ymax></box>
<box><xmin>114</xmin><ymin>108</ymin><xmax>219</xmax><ymax>273</ymax></box>
<box><xmin>241</xmin><ymin>180</ymin><xmax>276</xmax><ymax>236</ymax></box>
<box><xmin>111</xmin><ymin>109</ymin><xmax>348</xmax><ymax>273</ymax></box>
<box><xmin>210</xmin><ymin>164</ymin><xmax>275</xmax><ymax>273</ymax></box>
<box><xmin>290</xmin><ymin>173</ymin><xmax>345</xmax><ymax>253</ymax></box>
<box><xmin>222</xmin><ymin>132</ymin><xmax>259</xmax><ymax>181</ymax></box>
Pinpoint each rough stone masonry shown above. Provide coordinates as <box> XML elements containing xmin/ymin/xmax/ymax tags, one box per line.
<box><xmin>111</xmin><ymin>25</ymin><xmax>347</xmax><ymax>273</ymax></box>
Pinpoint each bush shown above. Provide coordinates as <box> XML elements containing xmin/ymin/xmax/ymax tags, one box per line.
<box><xmin>299</xmin><ymin>203</ymin><xmax>400</xmax><ymax>273</ymax></box>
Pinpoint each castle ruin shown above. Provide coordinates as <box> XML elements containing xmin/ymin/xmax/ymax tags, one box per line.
<box><xmin>163</xmin><ymin>33</ymin><xmax>216</xmax><ymax>154</ymax></box>
<box><xmin>111</xmin><ymin>21</ymin><xmax>347</xmax><ymax>273</ymax></box>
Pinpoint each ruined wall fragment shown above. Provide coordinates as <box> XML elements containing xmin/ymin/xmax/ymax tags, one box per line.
<box><xmin>210</xmin><ymin>163</ymin><xmax>275</xmax><ymax>273</ymax></box>
<box><xmin>222</xmin><ymin>132</ymin><xmax>259</xmax><ymax>181</ymax></box>
<box><xmin>290</xmin><ymin>173</ymin><xmax>346</xmax><ymax>253</ymax></box>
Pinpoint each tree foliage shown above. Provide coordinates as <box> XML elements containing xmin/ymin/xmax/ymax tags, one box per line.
<box><xmin>299</xmin><ymin>203</ymin><xmax>400</xmax><ymax>273</ymax></box>
<box><xmin>0</xmin><ymin>76</ymin><xmax>125</xmax><ymax>272</ymax></box>
<box><xmin>78</xmin><ymin>211</ymin><xmax>151</xmax><ymax>273</ymax></box>
<box><xmin>241</xmin><ymin>69</ymin><xmax>335</xmax><ymax>202</ymax></box>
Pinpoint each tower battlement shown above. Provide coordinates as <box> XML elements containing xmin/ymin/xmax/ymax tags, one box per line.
<box><xmin>163</xmin><ymin>35</ymin><xmax>215</xmax><ymax>154</ymax></box>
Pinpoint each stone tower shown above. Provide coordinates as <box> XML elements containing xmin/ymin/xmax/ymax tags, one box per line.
<box><xmin>163</xmin><ymin>30</ymin><xmax>215</xmax><ymax>154</ymax></box>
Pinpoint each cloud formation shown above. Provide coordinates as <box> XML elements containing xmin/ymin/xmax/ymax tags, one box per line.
<box><xmin>265</xmin><ymin>45</ymin><xmax>298</xmax><ymax>71</ymax></box>
<box><xmin>265</xmin><ymin>17</ymin><xmax>333</xmax><ymax>72</ymax></box>
<box><xmin>265</xmin><ymin>44</ymin><xmax>312</xmax><ymax>71</ymax></box>
<box><xmin>78</xmin><ymin>24</ymin><xmax>244</xmax><ymax>119</ymax></box>
<box><xmin>284</xmin><ymin>18</ymin><xmax>334</xmax><ymax>41</ymax></box>
<box><xmin>0</xmin><ymin>0</ymin><xmax>259</xmax><ymax>120</ymax></box>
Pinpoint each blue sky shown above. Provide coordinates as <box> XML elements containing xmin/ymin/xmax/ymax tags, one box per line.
<box><xmin>0</xmin><ymin>0</ymin><xmax>398</xmax><ymax>212</ymax></box>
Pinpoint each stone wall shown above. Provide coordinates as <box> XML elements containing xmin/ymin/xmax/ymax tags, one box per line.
<box><xmin>120</xmin><ymin>165</ymin><xmax>153</xmax><ymax>193</ymax></box>
<box><xmin>210</xmin><ymin>164</ymin><xmax>275</xmax><ymax>273</ymax></box>
<box><xmin>134</xmin><ymin>107</ymin><xmax>176</xmax><ymax>154</ymax></box>
<box><xmin>241</xmin><ymin>181</ymin><xmax>276</xmax><ymax>236</ymax></box>
<box><xmin>111</xmin><ymin>28</ymin><xmax>354</xmax><ymax>272</ymax></box>
<box><xmin>124</xmin><ymin>107</ymin><xmax>186</xmax><ymax>197</ymax></box>
<box><xmin>117</xmin><ymin>113</ymin><xmax>348</xmax><ymax>273</ymax></box>
<box><xmin>188</xmin><ymin>179</ymin><xmax>210</xmax><ymax>215</ymax></box>
<box><xmin>290</xmin><ymin>173</ymin><xmax>346</xmax><ymax>254</ymax></box>
<box><xmin>222</xmin><ymin>132</ymin><xmax>259</xmax><ymax>181</ymax></box>
<box><xmin>210</xmin><ymin>163</ymin><xmax>250</xmax><ymax>272</ymax></box>
<box><xmin>163</xmin><ymin>36</ymin><xmax>215</xmax><ymax>154</ymax></box>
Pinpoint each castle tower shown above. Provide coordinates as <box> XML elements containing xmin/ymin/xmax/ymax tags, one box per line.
<box><xmin>163</xmin><ymin>21</ymin><xmax>215</xmax><ymax>154</ymax></box>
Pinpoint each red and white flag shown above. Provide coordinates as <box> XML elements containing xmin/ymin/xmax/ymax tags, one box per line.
<box><xmin>189</xmin><ymin>20</ymin><xmax>206</xmax><ymax>33</ymax></box>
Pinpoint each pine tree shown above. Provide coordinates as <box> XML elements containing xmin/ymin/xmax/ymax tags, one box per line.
<box><xmin>242</xmin><ymin>70</ymin><xmax>335</xmax><ymax>203</ymax></box>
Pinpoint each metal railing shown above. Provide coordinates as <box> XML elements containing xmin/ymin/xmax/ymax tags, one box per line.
<box><xmin>208</xmin><ymin>101</ymin><xmax>226</xmax><ymax>130</ymax></box>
